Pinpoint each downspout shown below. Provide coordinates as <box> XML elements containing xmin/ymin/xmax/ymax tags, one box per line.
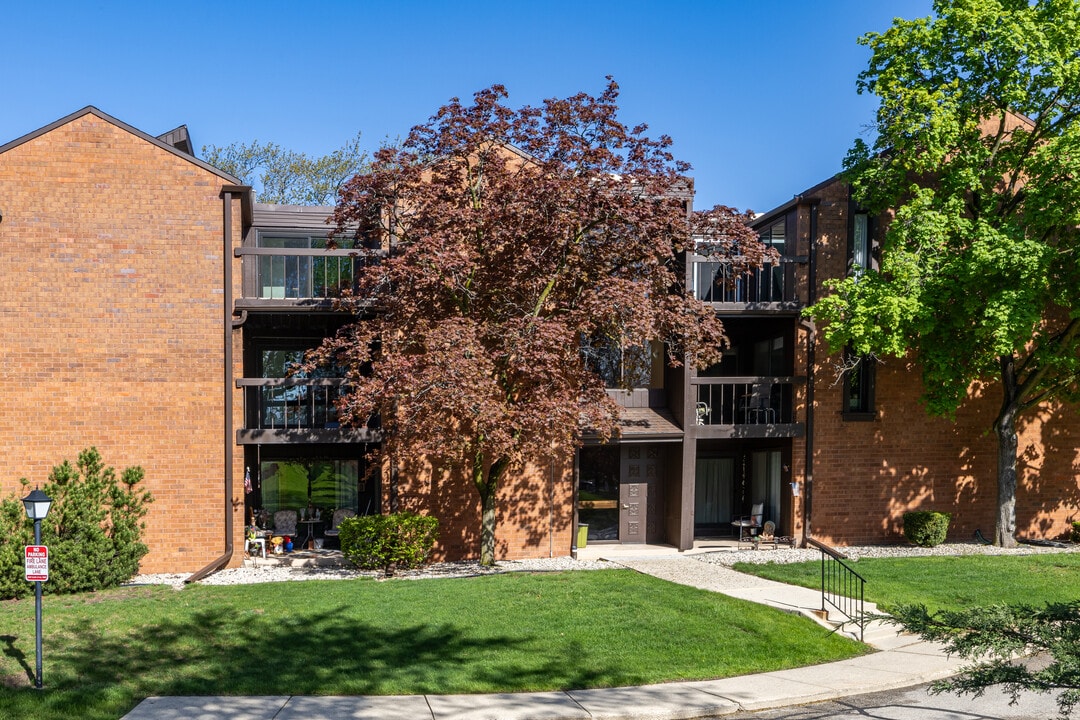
<box><xmin>570</xmin><ymin>451</ymin><xmax>580</xmax><ymax>560</ymax></box>
<box><xmin>549</xmin><ymin>456</ymin><xmax>555</xmax><ymax>558</ymax></box>
<box><xmin>802</xmin><ymin>200</ymin><xmax>819</xmax><ymax>547</ymax></box>
<box><xmin>187</xmin><ymin>186</ymin><xmax>245</xmax><ymax>583</ymax></box>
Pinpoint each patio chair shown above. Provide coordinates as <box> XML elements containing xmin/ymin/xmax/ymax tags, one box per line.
<box><xmin>731</xmin><ymin>503</ymin><xmax>763</xmax><ymax>542</ymax></box>
<box><xmin>746</xmin><ymin>385</ymin><xmax>776</xmax><ymax>424</ymax></box>
<box><xmin>273</xmin><ymin>509</ymin><xmax>297</xmax><ymax>537</ymax></box>
<box><xmin>323</xmin><ymin>508</ymin><xmax>356</xmax><ymax>546</ymax></box>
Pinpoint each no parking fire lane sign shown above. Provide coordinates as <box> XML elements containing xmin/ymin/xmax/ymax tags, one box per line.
<box><xmin>25</xmin><ymin>545</ymin><xmax>48</xmax><ymax>582</ymax></box>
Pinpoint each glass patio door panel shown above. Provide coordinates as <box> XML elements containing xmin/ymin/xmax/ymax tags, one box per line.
<box><xmin>695</xmin><ymin>457</ymin><xmax>734</xmax><ymax>528</ymax></box>
<box><xmin>750</xmin><ymin>450</ymin><xmax>782</xmax><ymax>527</ymax></box>
<box><xmin>259</xmin><ymin>458</ymin><xmax>360</xmax><ymax>515</ymax></box>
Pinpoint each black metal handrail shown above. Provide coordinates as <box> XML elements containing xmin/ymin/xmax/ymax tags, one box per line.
<box><xmin>806</xmin><ymin>538</ymin><xmax>866</xmax><ymax>641</ymax></box>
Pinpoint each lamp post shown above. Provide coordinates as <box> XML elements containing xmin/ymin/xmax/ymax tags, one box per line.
<box><xmin>22</xmin><ymin>489</ymin><xmax>51</xmax><ymax>690</ymax></box>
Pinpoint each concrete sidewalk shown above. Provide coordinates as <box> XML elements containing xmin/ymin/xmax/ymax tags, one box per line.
<box><xmin>122</xmin><ymin>553</ymin><xmax>963</xmax><ymax>720</ymax></box>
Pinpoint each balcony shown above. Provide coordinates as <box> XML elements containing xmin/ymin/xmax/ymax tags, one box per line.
<box><xmin>691</xmin><ymin>257</ymin><xmax>803</xmax><ymax>313</ymax></box>
<box><xmin>691</xmin><ymin>376</ymin><xmax>804</xmax><ymax>438</ymax></box>
<box><xmin>234</xmin><ymin>247</ymin><xmax>382</xmax><ymax>311</ymax></box>
<box><xmin>235</xmin><ymin>378</ymin><xmax>379</xmax><ymax>444</ymax></box>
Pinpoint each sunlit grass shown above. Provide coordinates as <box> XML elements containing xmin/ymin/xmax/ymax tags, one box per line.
<box><xmin>0</xmin><ymin>569</ymin><xmax>865</xmax><ymax>720</ymax></box>
<box><xmin>733</xmin><ymin>552</ymin><xmax>1080</xmax><ymax>613</ymax></box>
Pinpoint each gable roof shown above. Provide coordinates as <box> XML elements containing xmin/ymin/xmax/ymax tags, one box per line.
<box><xmin>750</xmin><ymin>173</ymin><xmax>844</xmax><ymax>230</ymax></box>
<box><xmin>0</xmin><ymin>106</ymin><xmax>243</xmax><ymax>185</ymax></box>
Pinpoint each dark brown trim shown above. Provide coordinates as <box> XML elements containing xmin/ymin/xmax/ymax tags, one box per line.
<box><xmin>221</xmin><ymin>185</ymin><xmax>254</xmax><ymax>227</ymax></box>
<box><xmin>187</xmin><ymin>189</ymin><xmax>241</xmax><ymax>583</ymax></box>
<box><xmin>236</xmin><ymin>429</ymin><xmax>379</xmax><ymax>444</ymax></box>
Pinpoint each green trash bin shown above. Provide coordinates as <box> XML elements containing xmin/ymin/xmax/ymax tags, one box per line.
<box><xmin>577</xmin><ymin>524</ymin><xmax>589</xmax><ymax>549</ymax></box>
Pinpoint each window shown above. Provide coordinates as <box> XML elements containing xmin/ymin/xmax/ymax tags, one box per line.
<box><xmin>842</xmin><ymin>349</ymin><xmax>875</xmax><ymax>419</ymax></box>
<box><xmin>257</xmin><ymin>233</ymin><xmax>359</xmax><ymax>299</ymax></box>
<box><xmin>582</xmin><ymin>336</ymin><xmax>659</xmax><ymax>389</ymax></box>
<box><xmin>850</xmin><ymin>209</ymin><xmax>875</xmax><ymax>277</ymax></box>
<box><xmin>759</xmin><ymin>219</ymin><xmax>786</xmax><ymax>255</ymax></box>
<box><xmin>758</xmin><ymin>219</ymin><xmax>786</xmax><ymax>301</ymax></box>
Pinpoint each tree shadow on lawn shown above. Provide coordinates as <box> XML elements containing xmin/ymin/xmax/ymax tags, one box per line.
<box><xmin>14</xmin><ymin>602</ymin><xmax>626</xmax><ymax>713</ymax></box>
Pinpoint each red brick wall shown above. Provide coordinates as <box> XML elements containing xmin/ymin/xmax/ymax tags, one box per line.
<box><xmin>804</xmin><ymin>178</ymin><xmax>1080</xmax><ymax>545</ymax></box>
<box><xmin>391</xmin><ymin>451</ymin><xmax>575</xmax><ymax>562</ymax></box>
<box><xmin>0</xmin><ymin>112</ymin><xmax>245</xmax><ymax>573</ymax></box>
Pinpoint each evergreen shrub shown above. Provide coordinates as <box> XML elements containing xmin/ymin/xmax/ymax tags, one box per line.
<box><xmin>339</xmin><ymin>512</ymin><xmax>438</xmax><ymax>575</ymax></box>
<box><xmin>0</xmin><ymin>448</ymin><xmax>152</xmax><ymax>599</ymax></box>
<box><xmin>903</xmin><ymin>510</ymin><xmax>951</xmax><ymax>547</ymax></box>
<box><xmin>1071</xmin><ymin>520</ymin><xmax>1080</xmax><ymax>544</ymax></box>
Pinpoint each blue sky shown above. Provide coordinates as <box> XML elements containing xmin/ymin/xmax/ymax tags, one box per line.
<box><xmin>1</xmin><ymin>0</ymin><xmax>932</xmax><ymax>213</ymax></box>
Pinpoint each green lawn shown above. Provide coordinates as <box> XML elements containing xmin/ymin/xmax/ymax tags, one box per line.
<box><xmin>0</xmin><ymin>569</ymin><xmax>864</xmax><ymax>720</ymax></box>
<box><xmin>734</xmin><ymin>552</ymin><xmax>1080</xmax><ymax>613</ymax></box>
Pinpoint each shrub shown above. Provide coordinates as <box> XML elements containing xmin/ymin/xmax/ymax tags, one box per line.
<box><xmin>0</xmin><ymin>448</ymin><xmax>152</xmax><ymax>599</ymax></box>
<box><xmin>903</xmin><ymin>510</ymin><xmax>952</xmax><ymax>547</ymax></box>
<box><xmin>339</xmin><ymin>512</ymin><xmax>438</xmax><ymax>575</ymax></box>
<box><xmin>1071</xmin><ymin>521</ymin><xmax>1080</xmax><ymax>544</ymax></box>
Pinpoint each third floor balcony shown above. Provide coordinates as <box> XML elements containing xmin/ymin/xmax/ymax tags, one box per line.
<box><xmin>690</xmin><ymin>256</ymin><xmax>804</xmax><ymax>313</ymax></box>
<box><xmin>234</xmin><ymin>245</ymin><xmax>383</xmax><ymax>311</ymax></box>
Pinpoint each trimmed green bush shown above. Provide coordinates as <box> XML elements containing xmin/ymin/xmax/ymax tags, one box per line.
<box><xmin>0</xmin><ymin>448</ymin><xmax>152</xmax><ymax>599</ymax></box>
<box><xmin>1071</xmin><ymin>521</ymin><xmax>1080</xmax><ymax>544</ymax></box>
<box><xmin>339</xmin><ymin>512</ymin><xmax>438</xmax><ymax>575</ymax></box>
<box><xmin>903</xmin><ymin>510</ymin><xmax>951</xmax><ymax>547</ymax></box>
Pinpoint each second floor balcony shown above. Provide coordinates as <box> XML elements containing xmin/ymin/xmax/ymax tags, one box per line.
<box><xmin>236</xmin><ymin>377</ymin><xmax>379</xmax><ymax>444</ymax></box>
<box><xmin>691</xmin><ymin>376</ymin><xmax>804</xmax><ymax>438</ymax></box>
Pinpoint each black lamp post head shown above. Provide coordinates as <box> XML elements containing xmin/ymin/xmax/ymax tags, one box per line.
<box><xmin>22</xmin><ymin>489</ymin><xmax>52</xmax><ymax>521</ymax></box>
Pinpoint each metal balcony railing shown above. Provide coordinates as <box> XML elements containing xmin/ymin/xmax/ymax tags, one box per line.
<box><xmin>692</xmin><ymin>377</ymin><xmax>799</xmax><ymax>426</ymax></box>
<box><xmin>235</xmin><ymin>247</ymin><xmax>381</xmax><ymax>300</ymax></box>
<box><xmin>691</xmin><ymin>257</ymin><xmax>799</xmax><ymax>305</ymax></box>
<box><xmin>237</xmin><ymin>378</ymin><xmax>349</xmax><ymax>430</ymax></box>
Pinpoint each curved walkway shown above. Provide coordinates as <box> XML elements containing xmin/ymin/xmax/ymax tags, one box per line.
<box><xmin>122</xmin><ymin>553</ymin><xmax>962</xmax><ymax>720</ymax></box>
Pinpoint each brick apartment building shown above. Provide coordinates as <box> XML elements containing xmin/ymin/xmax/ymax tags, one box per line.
<box><xmin>1</xmin><ymin>107</ymin><xmax>1077</xmax><ymax>575</ymax></box>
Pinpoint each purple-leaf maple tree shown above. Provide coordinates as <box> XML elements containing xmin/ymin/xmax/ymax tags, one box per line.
<box><xmin>313</xmin><ymin>79</ymin><xmax>772</xmax><ymax>565</ymax></box>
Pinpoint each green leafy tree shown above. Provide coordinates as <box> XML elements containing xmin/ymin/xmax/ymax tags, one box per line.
<box><xmin>313</xmin><ymin>80</ymin><xmax>770</xmax><ymax>565</ymax></box>
<box><xmin>882</xmin><ymin>602</ymin><xmax>1080</xmax><ymax>718</ymax></box>
<box><xmin>202</xmin><ymin>133</ymin><xmax>368</xmax><ymax>205</ymax></box>
<box><xmin>809</xmin><ymin>0</ymin><xmax>1080</xmax><ymax>546</ymax></box>
<box><xmin>0</xmin><ymin>448</ymin><xmax>152</xmax><ymax>598</ymax></box>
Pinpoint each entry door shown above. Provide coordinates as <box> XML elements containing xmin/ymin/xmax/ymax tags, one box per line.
<box><xmin>695</xmin><ymin>457</ymin><xmax>735</xmax><ymax>533</ymax></box>
<box><xmin>619</xmin><ymin>482</ymin><xmax>647</xmax><ymax>542</ymax></box>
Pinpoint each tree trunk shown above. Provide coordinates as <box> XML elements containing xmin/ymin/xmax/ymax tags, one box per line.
<box><xmin>478</xmin><ymin>480</ymin><xmax>497</xmax><ymax>566</ymax></box>
<box><xmin>994</xmin><ymin>411</ymin><xmax>1019</xmax><ymax>548</ymax></box>
<box><xmin>474</xmin><ymin>452</ymin><xmax>508</xmax><ymax>566</ymax></box>
<box><xmin>994</xmin><ymin>356</ymin><xmax>1019</xmax><ymax>548</ymax></box>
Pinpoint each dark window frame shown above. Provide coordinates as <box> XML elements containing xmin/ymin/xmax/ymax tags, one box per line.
<box><xmin>841</xmin><ymin>348</ymin><xmax>876</xmax><ymax>421</ymax></box>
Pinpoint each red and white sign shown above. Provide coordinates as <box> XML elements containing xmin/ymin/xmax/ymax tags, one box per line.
<box><xmin>24</xmin><ymin>545</ymin><xmax>48</xmax><ymax>582</ymax></box>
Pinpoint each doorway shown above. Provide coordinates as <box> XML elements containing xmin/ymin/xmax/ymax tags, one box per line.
<box><xmin>694</xmin><ymin>456</ymin><xmax>735</xmax><ymax>535</ymax></box>
<box><xmin>577</xmin><ymin>444</ymin><xmax>664</xmax><ymax>543</ymax></box>
<box><xmin>695</xmin><ymin>448</ymin><xmax>783</xmax><ymax>536</ymax></box>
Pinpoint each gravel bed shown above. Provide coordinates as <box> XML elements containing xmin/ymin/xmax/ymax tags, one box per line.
<box><xmin>129</xmin><ymin>540</ymin><xmax>1076</xmax><ymax>589</ymax></box>
<box><xmin>129</xmin><ymin>556</ymin><xmax>617</xmax><ymax>589</ymax></box>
